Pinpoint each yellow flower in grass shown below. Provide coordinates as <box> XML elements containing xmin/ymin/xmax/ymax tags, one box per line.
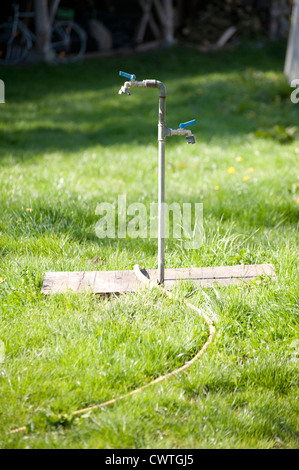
<box><xmin>247</xmin><ymin>168</ymin><xmax>254</xmax><ymax>173</ymax></box>
<box><xmin>228</xmin><ymin>166</ymin><xmax>236</xmax><ymax>174</ymax></box>
<box><xmin>296</xmin><ymin>198</ymin><xmax>299</xmax><ymax>203</ymax></box>
<box><xmin>236</xmin><ymin>156</ymin><xmax>243</xmax><ymax>162</ymax></box>
<box><xmin>243</xmin><ymin>175</ymin><xmax>250</xmax><ymax>181</ymax></box>
<box><xmin>214</xmin><ymin>185</ymin><xmax>219</xmax><ymax>190</ymax></box>
<box><xmin>26</xmin><ymin>208</ymin><xmax>33</xmax><ymax>212</ymax></box>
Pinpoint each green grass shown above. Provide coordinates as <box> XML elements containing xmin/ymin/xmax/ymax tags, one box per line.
<box><xmin>0</xmin><ymin>40</ymin><xmax>298</xmax><ymax>449</ymax></box>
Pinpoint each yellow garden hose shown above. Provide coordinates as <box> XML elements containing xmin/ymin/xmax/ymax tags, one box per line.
<box><xmin>8</xmin><ymin>265</ymin><xmax>216</xmax><ymax>435</ymax></box>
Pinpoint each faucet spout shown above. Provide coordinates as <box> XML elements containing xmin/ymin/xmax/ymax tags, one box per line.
<box><xmin>186</xmin><ymin>134</ymin><xmax>196</xmax><ymax>144</ymax></box>
<box><xmin>167</xmin><ymin>128</ymin><xmax>195</xmax><ymax>143</ymax></box>
<box><xmin>118</xmin><ymin>81</ymin><xmax>131</xmax><ymax>95</ymax></box>
<box><xmin>118</xmin><ymin>78</ymin><xmax>167</xmax><ymax>98</ymax></box>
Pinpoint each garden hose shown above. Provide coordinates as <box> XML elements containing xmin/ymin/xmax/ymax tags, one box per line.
<box><xmin>8</xmin><ymin>265</ymin><xmax>216</xmax><ymax>435</ymax></box>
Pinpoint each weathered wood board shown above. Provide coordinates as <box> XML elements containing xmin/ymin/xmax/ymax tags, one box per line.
<box><xmin>41</xmin><ymin>264</ymin><xmax>276</xmax><ymax>295</ymax></box>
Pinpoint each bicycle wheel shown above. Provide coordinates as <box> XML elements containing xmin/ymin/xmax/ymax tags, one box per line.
<box><xmin>50</xmin><ymin>21</ymin><xmax>86</xmax><ymax>63</ymax></box>
<box><xmin>0</xmin><ymin>22</ymin><xmax>32</xmax><ymax>65</ymax></box>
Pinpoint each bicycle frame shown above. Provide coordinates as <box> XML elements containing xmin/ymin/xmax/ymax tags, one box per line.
<box><xmin>11</xmin><ymin>4</ymin><xmax>80</xmax><ymax>49</ymax></box>
<box><xmin>1</xmin><ymin>3</ymin><xmax>87</xmax><ymax>64</ymax></box>
<box><xmin>11</xmin><ymin>3</ymin><xmax>36</xmax><ymax>40</ymax></box>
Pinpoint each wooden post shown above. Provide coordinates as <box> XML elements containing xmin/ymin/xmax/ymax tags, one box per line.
<box><xmin>284</xmin><ymin>0</ymin><xmax>299</xmax><ymax>83</ymax></box>
<box><xmin>135</xmin><ymin>0</ymin><xmax>161</xmax><ymax>44</ymax></box>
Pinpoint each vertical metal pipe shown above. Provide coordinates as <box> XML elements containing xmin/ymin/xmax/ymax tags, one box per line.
<box><xmin>120</xmin><ymin>78</ymin><xmax>167</xmax><ymax>284</ymax></box>
<box><xmin>158</xmin><ymin>139</ymin><xmax>165</xmax><ymax>284</ymax></box>
<box><xmin>158</xmin><ymin>93</ymin><xmax>166</xmax><ymax>284</ymax></box>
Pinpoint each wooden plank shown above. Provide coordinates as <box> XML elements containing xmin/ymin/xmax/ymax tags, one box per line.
<box><xmin>153</xmin><ymin>0</ymin><xmax>165</xmax><ymax>27</ymax></box>
<box><xmin>135</xmin><ymin>0</ymin><xmax>153</xmax><ymax>44</ymax></box>
<box><xmin>41</xmin><ymin>264</ymin><xmax>276</xmax><ymax>295</ymax></box>
<box><xmin>48</xmin><ymin>0</ymin><xmax>61</xmax><ymax>25</ymax></box>
<box><xmin>136</xmin><ymin>0</ymin><xmax>161</xmax><ymax>44</ymax></box>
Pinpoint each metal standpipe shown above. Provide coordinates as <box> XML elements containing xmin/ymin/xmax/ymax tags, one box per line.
<box><xmin>157</xmin><ymin>82</ymin><xmax>167</xmax><ymax>285</ymax></box>
<box><xmin>118</xmin><ymin>71</ymin><xmax>196</xmax><ymax>285</ymax></box>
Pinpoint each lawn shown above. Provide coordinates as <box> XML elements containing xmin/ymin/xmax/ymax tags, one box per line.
<box><xmin>0</xmin><ymin>40</ymin><xmax>298</xmax><ymax>449</ymax></box>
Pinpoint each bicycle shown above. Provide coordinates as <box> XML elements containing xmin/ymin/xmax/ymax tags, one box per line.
<box><xmin>0</xmin><ymin>3</ymin><xmax>87</xmax><ymax>65</ymax></box>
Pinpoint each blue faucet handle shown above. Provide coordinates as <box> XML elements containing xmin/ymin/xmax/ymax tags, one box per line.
<box><xmin>179</xmin><ymin>119</ymin><xmax>196</xmax><ymax>129</ymax></box>
<box><xmin>119</xmin><ymin>71</ymin><xmax>136</xmax><ymax>80</ymax></box>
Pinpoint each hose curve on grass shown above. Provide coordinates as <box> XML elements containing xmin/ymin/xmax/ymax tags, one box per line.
<box><xmin>7</xmin><ymin>264</ymin><xmax>216</xmax><ymax>435</ymax></box>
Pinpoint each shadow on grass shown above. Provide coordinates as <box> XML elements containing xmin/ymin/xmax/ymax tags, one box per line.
<box><xmin>0</xmin><ymin>41</ymin><xmax>297</xmax><ymax>160</ymax></box>
<box><xmin>1</xmin><ymin>41</ymin><xmax>298</xmax><ymax>247</ymax></box>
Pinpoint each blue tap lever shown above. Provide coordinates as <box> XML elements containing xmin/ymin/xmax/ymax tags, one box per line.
<box><xmin>119</xmin><ymin>71</ymin><xmax>136</xmax><ymax>81</ymax></box>
<box><xmin>179</xmin><ymin>119</ymin><xmax>196</xmax><ymax>129</ymax></box>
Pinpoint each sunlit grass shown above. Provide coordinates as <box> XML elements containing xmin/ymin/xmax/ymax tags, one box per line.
<box><xmin>0</xmin><ymin>41</ymin><xmax>298</xmax><ymax>448</ymax></box>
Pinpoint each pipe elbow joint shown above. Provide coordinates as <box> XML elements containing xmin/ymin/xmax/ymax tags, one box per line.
<box><xmin>156</xmin><ymin>81</ymin><xmax>167</xmax><ymax>98</ymax></box>
<box><xmin>142</xmin><ymin>80</ymin><xmax>166</xmax><ymax>97</ymax></box>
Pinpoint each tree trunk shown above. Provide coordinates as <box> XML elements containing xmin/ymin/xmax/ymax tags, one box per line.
<box><xmin>34</xmin><ymin>0</ymin><xmax>60</xmax><ymax>62</ymax></box>
<box><xmin>284</xmin><ymin>0</ymin><xmax>299</xmax><ymax>83</ymax></box>
<box><xmin>162</xmin><ymin>0</ymin><xmax>175</xmax><ymax>44</ymax></box>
